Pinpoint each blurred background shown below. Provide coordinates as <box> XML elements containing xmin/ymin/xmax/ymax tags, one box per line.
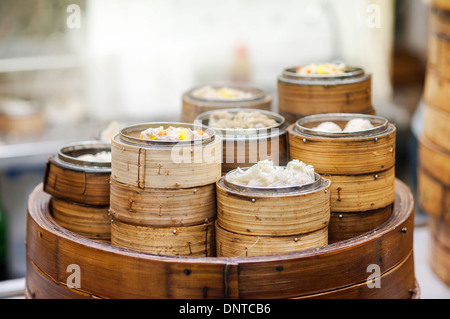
<box><xmin>0</xmin><ymin>0</ymin><xmax>446</xmax><ymax>298</ymax></box>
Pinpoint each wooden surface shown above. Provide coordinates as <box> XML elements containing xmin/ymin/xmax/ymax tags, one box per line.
<box><xmin>25</xmin><ymin>179</ymin><xmax>416</xmax><ymax>299</ymax></box>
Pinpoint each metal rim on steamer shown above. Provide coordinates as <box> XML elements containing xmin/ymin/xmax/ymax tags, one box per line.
<box><xmin>53</xmin><ymin>140</ymin><xmax>111</xmax><ymax>172</ymax></box>
<box><xmin>194</xmin><ymin>108</ymin><xmax>287</xmax><ymax>140</ymax></box>
<box><xmin>222</xmin><ymin>168</ymin><xmax>324</xmax><ymax>195</ymax></box>
<box><xmin>118</xmin><ymin>122</ymin><xmax>216</xmax><ymax>147</ymax></box>
<box><xmin>294</xmin><ymin>113</ymin><xmax>389</xmax><ymax>138</ymax></box>
<box><xmin>186</xmin><ymin>82</ymin><xmax>266</xmax><ymax>103</ymax></box>
<box><xmin>279</xmin><ymin>65</ymin><xmax>369</xmax><ymax>85</ymax></box>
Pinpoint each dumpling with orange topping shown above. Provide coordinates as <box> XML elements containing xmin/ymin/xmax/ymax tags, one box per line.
<box><xmin>139</xmin><ymin>126</ymin><xmax>208</xmax><ymax>141</ymax></box>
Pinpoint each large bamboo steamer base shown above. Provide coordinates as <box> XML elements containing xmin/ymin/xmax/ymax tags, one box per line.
<box><xmin>429</xmin><ymin>217</ymin><xmax>450</xmax><ymax>287</ymax></box>
<box><xmin>26</xmin><ymin>179</ymin><xmax>417</xmax><ymax>299</ymax></box>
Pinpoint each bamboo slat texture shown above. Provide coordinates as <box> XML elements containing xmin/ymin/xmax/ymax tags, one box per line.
<box><xmin>195</xmin><ymin>108</ymin><xmax>288</xmax><ymax>175</ymax></box>
<box><xmin>418</xmin><ymin>2</ymin><xmax>450</xmax><ymax>288</ymax></box>
<box><xmin>43</xmin><ymin>141</ymin><xmax>111</xmax><ymax>206</ymax></box>
<box><xmin>277</xmin><ymin>66</ymin><xmax>375</xmax><ymax>124</ymax></box>
<box><xmin>109</xmin><ymin>123</ymin><xmax>222</xmax><ymax>257</ymax></box>
<box><xmin>287</xmin><ymin>114</ymin><xmax>396</xmax><ymax>242</ymax></box>
<box><xmin>25</xmin><ymin>179</ymin><xmax>416</xmax><ymax>299</ymax></box>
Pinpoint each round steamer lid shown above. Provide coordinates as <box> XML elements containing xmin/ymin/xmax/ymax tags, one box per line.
<box><xmin>222</xmin><ymin>167</ymin><xmax>325</xmax><ymax>196</ymax></box>
<box><xmin>117</xmin><ymin>122</ymin><xmax>217</xmax><ymax>147</ymax></box>
<box><xmin>53</xmin><ymin>140</ymin><xmax>111</xmax><ymax>172</ymax></box>
<box><xmin>294</xmin><ymin>113</ymin><xmax>390</xmax><ymax>138</ymax></box>
<box><xmin>195</xmin><ymin>108</ymin><xmax>287</xmax><ymax>140</ymax></box>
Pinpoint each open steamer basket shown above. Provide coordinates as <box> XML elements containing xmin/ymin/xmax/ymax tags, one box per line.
<box><xmin>195</xmin><ymin>108</ymin><xmax>288</xmax><ymax>175</ymax></box>
<box><xmin>43</xmin><ymin>141</ymin><xmax>112</xmax><ymax>243</ymax></box>
<box><xmin>287</xmin><ymin>113</ymin><xmax>396</xmax><ymax>243</ymax></box>
<box><xmin>109</xmin><ymin>122</ymin><xmax>222</xmax><ymax>256</ymax></box>
<box><xmin>277</xmin><ymin>65</ymin><xmax>375</xmax><ymax>124</ymax></box>
<box><xmin>181</xmin><ymin>83</ymin><xmax>272</xmax><ymax>123</ymax></box>
<box><xmin>216</xmin><ymin>170</ymin><xmax>330</xmax><ymax>257</ymax></box>
<box><xmin>25</xmin><ymin>178</ymin><xmax>418</xmax><ymax>299</ymax></box>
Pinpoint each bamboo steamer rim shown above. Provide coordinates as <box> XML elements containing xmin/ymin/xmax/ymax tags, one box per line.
<box><xmin>185</xmin><ymin>82</ymin><xmax>267</xmax><ymax>103</ymax></box>
<box><xmin>222</xmin><ymin>168</ymin><xmax>326</xmax><ymax>195</ymax></box>
<box><xmin>279</xmin><ymin>65</ymin><xmax>371</xmax><ymax>85</ymax></box>
<box><xmin>28</xmin><ymin>178</ymin><xmax>412</xmax><ymax>263</ymax></box>
<box><xmin>293</xmin><ymin>113</ymin><xmax>390</xmax><ymax>138</ymax></box>
<box><xmin>117</xmin><ymin>122</ymin><xmax>217</xmax><ymax>147</ymax></box>
<box><xmin>53</xmin><ymin>140</ymin><xmax>112</xmax><ymax>172</ymax></box>
<box><xmin>194</xmin><ymin>108</ymin><xmax>287</xmax><ymax>141</ymax></box>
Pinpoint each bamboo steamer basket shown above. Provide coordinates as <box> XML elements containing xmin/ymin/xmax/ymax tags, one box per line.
<box><xmin>43</xmin><ymin>141</ymin><xmax>111</xmax><ymax>206</ymax></box>
<box><xmin>429</xmin><ymin>217</ymin><xmax>450</xmax><ymax>286</ymax></box>
<box><xmin>50</xmin><ymin>197</ymin><xmax>110</xmax><ymax>243</ymax></box>
<box><xmin>423</xmin><ymin>105</ymin><xmax>450</xmax><ymax>152</ymax></box>
<box><xmin>288</xmin><ymin>114</ymin><xmax>396</xmax><ymax>242</ymax></box>
<box><xmin>195</xmin><ymin>108</ymin><xmax>288</xmax><ymax>174</ymax></box>
<box><xmin>110</xmin><ymin>122</ymin><xmax>221</xmax><ymax>189</ymax></box>
<box><xmin>216</xmin><ymin>170</ymin><xmax>330</xmax><ymax>257</ymax></box>
<box><xmin>111</xmin><ymin>219</ymin><xmax>215</xmax><ymax>257</ymax></box>
<box><xmin>109</xmin><ymin>179</ymin><xmax>216</xmax><ymax>227</ymax></box>
<box><xmin>110</xmin><ymin>122</ymin><xmax>221</xmax><ymax>257</ymax></box>
<box><xmin>25</xmin><ymin>179</ymin><xmax>418</xmax><ymax>299</ymax></box>
<box><xmin>181</xmin><ymin>83</ymin><xmax>272</xmax><ymax>123</ymax></box>
<box><xmin>0</xmin><ymin>99</ymin><xmax>45</xmax><ymax>135</ymax></box>
<box><xmin>277</xmin><ymin>65</ymin><xmax>375</xmax><ymax>124</ymax></box>
<box><xmin>417</xmin><ymin>136</ymin><xmax>450</xmax><ymax>224</ymax></box>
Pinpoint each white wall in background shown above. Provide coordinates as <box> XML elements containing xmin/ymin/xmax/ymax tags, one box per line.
<box><xmin>83</xmin><ymin>0</ymin><xmax>394</xmax><ymax>122</ymax></box>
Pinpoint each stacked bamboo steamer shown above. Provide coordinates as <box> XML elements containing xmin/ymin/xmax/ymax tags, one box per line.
<box><xmin>43</xmin><ymin>141</ymin><xmax>112</xmax><ymax>243</ymax></box>
<box><xmin>215</xmin><ymin>167</ymin><xmax>331</xmax><ymax>257</ymax></box>
<box><xmin>277</xmin><ymin>65</ymin><xmax>375</xmax><ymax>124</ymax></box>
<box><xmin>287</xmin><ymin>114</ymin><xmax>396</xmax><ymax>243</ymax></box>
<box><xmin>195</xmin><ymin>108</ymin><xmax>289</xmax><ymax>175</ymax></box>
<box><xmin>181</xmin><ymin>83</ymin><xmax>272</xmax><ymax>123</ymax></box>
<box><xmin>418</xmin><ymin>0</ymin><xmax>450</xmax><ymax>286</ymax></box>
<box><xmin>109</xmin><ymin>122</ymin><xmax>222</xmax><ymax>257</ymax></box>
